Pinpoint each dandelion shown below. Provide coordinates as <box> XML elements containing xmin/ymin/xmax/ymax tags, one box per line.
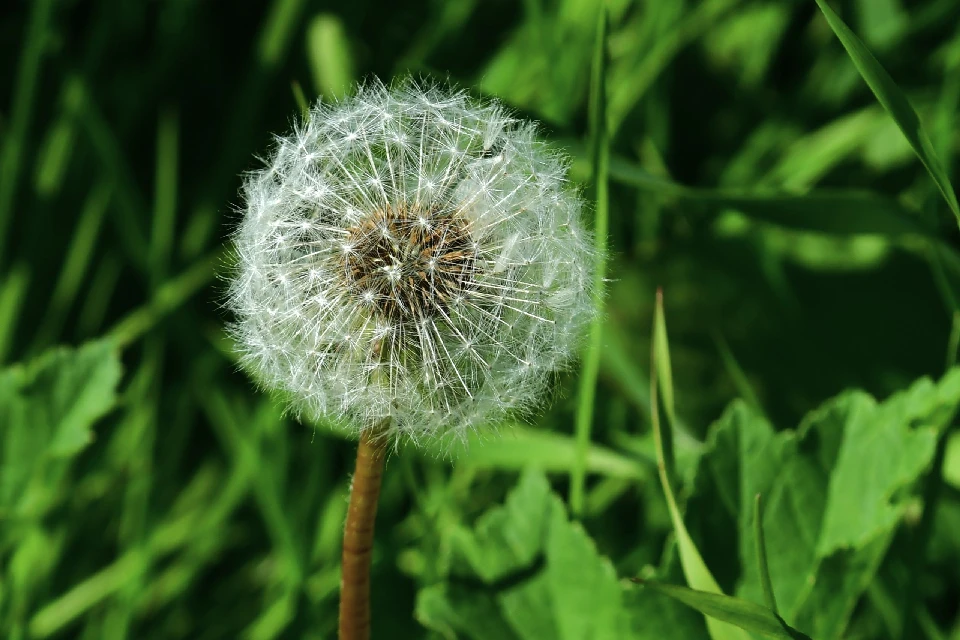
<box><xmin>228</xmin><ymin>80</ymin><xmax>595</xmax><ymax>443</ymax></box>
<box><xmin>226</xmin><ymin>79</ymin><xmax>597</xmax><ymax>639</ymax></box>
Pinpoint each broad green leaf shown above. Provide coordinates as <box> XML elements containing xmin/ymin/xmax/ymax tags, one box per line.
<box><xmin>445</xmin><ymin>469</ymin><xmax>553</xmax><ymax>584</ymax></box>
<box><xmin>416</xmin><ymin>470</ymin><xmax>629</xmax><ymax>640</ymax></box>
<box><xmin>417</xmin><ymin>585</ymin><xmax>521</xmax><ymax>640</ymax></box>
<box><xmin>817</xmin><ymin>375</ymin><xmax>959</xmax><ymax>554</ymax></box>
<box><xmin>418</xmin><ymin>470</ymin><xmax>704</xmax><ymax>639</ymax></box>
<box><xmin>685</xmin><ymin>368</ymin><xmax>960</xmax><ymax>639</ymax></box>
<box><xmin>813</xmin><ymin>0</ymin><xmax>960</xmax><ymax>223</ymax></box>
<box><xmin>545</xmin><ymin>509</ymin><xmax>622</xmax><ymax>639</ymax></box>
<box><xmin>635</xmin><ymin>581</ymin><xmax>812</xmax><ymax>640</ymax></box>
<box><xmin>0</xmin><ymin>340</ymin><xmax>122</xmax><ymax>513</ymax></box>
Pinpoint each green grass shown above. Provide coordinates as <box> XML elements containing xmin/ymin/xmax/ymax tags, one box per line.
<box><xmin>3</xmin><ymin>0</ymin><xmax>960</xmax><ymax>638</ymax></box>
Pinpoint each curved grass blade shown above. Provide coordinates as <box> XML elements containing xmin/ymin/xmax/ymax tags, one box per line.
<box><xmin>650</xmin><ymin>291</ymin><xmax>750</xmax><ymax>640</ymax></box>
<box><xmin>947</xmin><ymin>311</ymin><xmax>960</xmax><ymax>372</ymax></box>
<box><xmin>609</xmin><ymin>156</ymin><xmax>935</xmax><ymax>238</ymax></box>
<box><xmin>633</xmin><ymin>580</ymin><xmax>813</xmax><ymax>640</ymax></box>
<box><xmin>813</xmin><ymin>0</ymin><xmax>960</xmax><ymax>225</ymax></box>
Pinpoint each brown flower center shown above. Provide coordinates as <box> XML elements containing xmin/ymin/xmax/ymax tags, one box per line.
<box><xmin>342</xmin><ymin>204</ymin><xmax>476</xmax><ymax>321</ymax></box>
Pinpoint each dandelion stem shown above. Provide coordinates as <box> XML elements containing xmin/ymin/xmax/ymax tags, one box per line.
<box><xmin>339</xmin><ymin>426</ymin><xmax>387</xmax><ymax>640</ymax></box>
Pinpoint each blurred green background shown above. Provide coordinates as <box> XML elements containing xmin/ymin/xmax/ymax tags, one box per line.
<box><xmin>3</xmin><ymin>0</ymin><xmax>960</xmax><ymax>638</ymax></box>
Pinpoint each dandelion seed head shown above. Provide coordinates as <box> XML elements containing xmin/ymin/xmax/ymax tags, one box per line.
<box><xmin>227</xmin><ymin>79</ymin><xmax>597</xmax><ymax>444</ymax></box>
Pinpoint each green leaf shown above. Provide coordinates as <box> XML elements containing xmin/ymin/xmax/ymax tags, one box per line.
<box><xmin>416</xmin><ymin>470</ymin><xmax>629</xmax><ymax>640</ymax></box>
<box><xmin>0</xmin><ymin>340</ymin><xmax>122</xmax><ymax>513</ymax></box>
<box><xmin>417</xmin><ymin>470</ymin><xmax>705</xmax><ymax>639</ymax></box>
<box><xmin>813</xmin><ymin>0</ymin><xmax>960</xmax><ymax>224</ymax></box>
<box><xmin>817</xmin><ymin>371</ymin><xmax>960</xmax><ymax>554</ymax></box>
<box><xmin>417</xmin><ymin>585</ymin><xmax>521</xmax><ymax>640</ymax></box>
<box><xmin>684</xmin><ymin>368</ymin><xmax>960</xmax><ymax>639</ymax></box>
<box><xmin>635</xmin><ymin>581</ymin><xmax>812</xmax><ymax>640</ymax></box>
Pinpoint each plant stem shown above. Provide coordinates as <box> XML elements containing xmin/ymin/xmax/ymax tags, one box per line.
<box><xmin>339</xmin><ymin>427</ymin><xmax>387</xmax><ymax>640</ymax></box>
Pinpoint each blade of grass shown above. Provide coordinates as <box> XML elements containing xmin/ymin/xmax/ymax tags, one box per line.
<box><xmin>608</xmin><ymin>0</ymin><xmax>738</xmax><ymax>133</ymax></box>
<box><xmin>29</xmin><ymin>461</ymin><xmax>253</xmax><ymax>637</ymax></box>
<box><xmin>714</xmin><ymin>330</ymin><xmax>764</xmax><ymax>416</ymax></box>
<box><xmin>258</xmin><ymin>0</ymin><xmax>309</xmax><ymax>68</ymax></box>
<box><xmin>571</xmin><ymin>4</ymin><xmax>609</xmax><ymax>518</ymax></box>
<box><xmin>917</xmin><ymin>605</ymin><xmax>948</xmax><ymax>640</ymax></box>
<box><xmin>30</xmin><ymin>182</ymin><xmax>112</xmax><ymax>352</ymax></box>
<box><xmin>33</xmin><ymin>80</ymin><xmax>82</xmax><ymax>199</ymax></box>
<box><xmin>105</xmin><ymin>343</ymin><xmax>162</xmax><ymax>638</ymax></box>
<box><xmin>609</xmin><ymin>154</ymin><xmax>935</xmax><ymax>238</ymax></box>
<box><xmin>633</xmin><ymin>580</ymin><xmax>812</xmax><ymax>640</ymax></box>
<box><xmin>29</xmin><ymin>552</ymin><xmax>149</xmax><ymax>639</ymax></box>
<box><xmin>0</xmin><ymin>264</ymin><xmax>30</xmax><ymax>364</ymax></box>
<box><xmin>601</xmin><ymin>322</ymin><xmax>651</xmax><ymax>412</ymax></box>
<box><xmin>653</xmin><ymin>290</ymin><xmax>677</xmax><ymax>430</ymax></box>
<box><xmin>866</xmin><ymin>580</ymin><xmax>902</xmax><ymax>638</ymax></box>
<box><xmin>150</xmin><ymin>107</ymin><xmax>179</xmax><ymax>288</ymax></box>
<box><xmin>813</xmin><ymin>0</ymin><xmax>960</xmax><ymax>224</ymax></box>
<box><xmin>106</xmin><ymin>247</ymin><xmax>225</xmax><ymax>348</ymax></box>
<box><xmin>306</xmin><ymin>14</ymin><xmax>355</xmax><ymax>99</ymax></box>
<box><xmin>180</xmin><ymin>201</ymin><xmax>219</xmax><ymax>260</ymax></box>
<box><xmin>650</xmin><ymin>290</ymin><xmax>750</xmax><ymax>640</ymax></box>
<box><xmin>652</xmin><ymin>289</ymin><xmax>678</xmax><ymax>482</ymax></box>
<box><xmin>72</xmin><ymin>77</ymin><xmax>150</xmax><ymax>266</ymax></box>
<box><xmin>197</xmin><ymin>0</ymin><xmax>308</xmax><ymax>219</ymax></box>
<box><xmin>77</xmin><ymin>253</ymin><xmax>123</xmax><ymax>338</ymax></box>
<box><xmin>291</xmin><ymin>80</ymin><xmax>310</xmax><ymax>119</ymax></box>
<box><xmin>201</xmin><ymin>393</ymin><xmax>304</xmax><ymax>587</ymax></box>
<box><xmin>0</xmin><ymin>0</ymin><xmax>56</xmax><ymax>267</ymax></box>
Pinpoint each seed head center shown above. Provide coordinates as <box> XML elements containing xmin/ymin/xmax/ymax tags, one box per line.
<box><xmin>343</xmin><ymin>204</ymin><xmax>475</xmax><ymax>321</ymax></box>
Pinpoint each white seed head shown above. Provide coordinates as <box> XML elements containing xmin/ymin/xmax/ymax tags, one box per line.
<box><xmin>227</xmin><ymin>79</ymin><xmax>597</xmax><ymax>444</ymax></box>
